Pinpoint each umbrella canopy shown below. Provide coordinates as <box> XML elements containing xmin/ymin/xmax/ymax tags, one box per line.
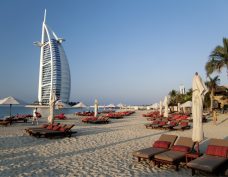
<box><xmin>159</xmin><ymin>101</ymin><xmax>163</xmax><ymax>115</ymax></box>
<box><xmin>163</xmin><ymin>96</ymin><xmax>169</xmax><ymax>117</ymax></box>
<box><xmin>106</xmin><ymin>104</ymin><xmax>116</xmax><ymax>108</ymax></box>
<box><xmin>0</xmin><ymin>96</ymin><xmax>20</xmax><ymax>105</ymax></box>
<box><xmin>94</xmin><ymin>99</ymin><xmax>99</xmax><ymax>117</ymax></box>
<box><xmin>192</xmin><ymin>73</ymin><xmax>208</xmax><ymax>144</ymax></box>
<box><xmin>73</xmin><ymin>102</ymin><xmax>87</xmax><ymax>108</ymax></box>
<box><xmin>117</xmin><ymin>103</ymin><xmax>123</xmax><ymax>107</ymax></box>
<box><xmin>0</xmin><ymin>96</ymin><xmax>21</xmax><ymax>117</ymax></box>
<box><xmin>180</xmin><ymin>101</ymin><xmax>192</xmax><ymax>108</ymax></box>
<box><xmin>55</xmin><ymin>100</ymin><xmax>71</xmax><ymax>109</ymax></box>
<box><xmin>151</xmin><ymin>103</ymin><xmax>159</xmax><ymax>109</ymax></box>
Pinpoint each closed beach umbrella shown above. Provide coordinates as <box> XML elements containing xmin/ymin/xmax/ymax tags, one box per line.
<box><xmin>49</xmin><ymin>91</ymin><xmax>56</xmax><ymax>124</ymax></box>
<box><xmin>192</xmin><ymin>72</ymin><xmax>208</xmax><ymax>153</ymax></box>
<box><xmin>159</xmin><ymin>101</ymin><xmax>163</xmax><ymax>116</ymax></box>
<box><xmin>94</xmin><ymin>99</ymin><xmax>99</xmax><ymax>117</ymax></box>
<box><xmin>0</xmin><ymin>96</ymin><xmax>21</xmax><ymax>117</ymax></box>
<box><xmin>178</xmin><ymin>103</ymin><xmax>181</xmax><ymax>112</ymax></box>
<box><xmin>163</xmin><ymin>96</ymin><xmax>169</xmax><ymax>117</ymax></box>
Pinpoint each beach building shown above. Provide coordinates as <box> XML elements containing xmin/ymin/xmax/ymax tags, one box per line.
<box><xmin>35</xmin><ymin>10</ymin><xmax>71</xmax><ymax>105</ymax></box>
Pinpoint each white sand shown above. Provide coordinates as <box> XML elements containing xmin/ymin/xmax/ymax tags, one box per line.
<box><xmin>0</xmin><ymin>110</ymin><xmax>227</xmax><ymax>177</ymax></box>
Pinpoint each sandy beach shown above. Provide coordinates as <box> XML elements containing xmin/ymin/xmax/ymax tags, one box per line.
<box><xmin>0</xmin><ymin>110</ymin><xmax>227</xmax><ymax>177</ymax></box>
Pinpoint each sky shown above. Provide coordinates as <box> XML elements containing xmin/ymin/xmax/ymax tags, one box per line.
<box><xmin>0</xmin><ymin>0</ymin><xmax>228</xmax><ymax>105</ymax></box>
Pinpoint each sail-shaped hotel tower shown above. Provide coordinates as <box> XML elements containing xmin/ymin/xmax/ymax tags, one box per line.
<box><xmin>35</xmin><ymin>10</ymin><xmax>71</xmax><ymax>105</ymax></box>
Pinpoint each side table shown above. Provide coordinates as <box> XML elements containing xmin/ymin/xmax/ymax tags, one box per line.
<box><xmin>185</xmin><ymin>152</ymin><xmax>202</xmax><ymax>164</ymax></box>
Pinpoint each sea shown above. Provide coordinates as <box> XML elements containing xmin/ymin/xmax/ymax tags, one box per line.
<box><xmin>0</xmin><ymin>105</ymin><xmax>93</xmax><ymax>119</ymax></box>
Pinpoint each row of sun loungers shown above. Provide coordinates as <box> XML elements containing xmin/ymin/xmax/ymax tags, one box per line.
<box><xmin>0</xmin><ymin>120</ymin><xmax>11</xmax><ymax>126</ymax></box>
<box><xmin>0</xmin><ymin>114</ymin><xmax>34</xmax><ymax>126</ymax></box>
<box><xmin>82</xmin><ymin>116</ymin><xmax>109</xmax><ymax>124</ymax></box>
<box><xmin>54</xmin><ymin>113</ymin><xmax>67</xmax><ymax>119</ymax></box>
<box><xmin>146</xmin><ymin>114</ymin><xmax>189</xmax><ymax>121</ymax></box>
<box><xmin>81</xmin><ymin>111</ymin><xmax>135</xmax><ymax>124</ymax></box>
<box><xmin>76</xmin><ymin>111</ymin><xmax>97</xmax><ymax>116</ymax></box>
<box><xmin>132</xmin><ymin>134</ymin><xmax>228</xmax><ymax>176</ymax></box>
<box><xmin>144</xmin><ymin>111</ymin><xmax>208</xmax><ymax>124</ymax></box>
<box><xmin>105</xmin><ymin>111</ymin><xmax>135</xmax><ymax>119</ymax></box>
<box><xmin>25</xmin><ymin>123</ymin><xmax>76</xmax><ymax>138</ymax></box>
<box><xmin>145</xmin><ymin>119</ymin><xmax>190</xmax><ymax>131</ymax></box>
<box><xmin>142</xmin><ymin>111</ymin><xmax>161</xmax><ymax>118</ymax></box>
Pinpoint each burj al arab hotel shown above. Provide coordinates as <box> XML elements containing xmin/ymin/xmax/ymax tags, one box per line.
<box><xmin>34</xmin><ymin>10</ymin><xmax>71</xmax><ymax>105</ymax></box>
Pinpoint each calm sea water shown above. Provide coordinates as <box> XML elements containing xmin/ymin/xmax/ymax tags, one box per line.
<box><xmin>0</xmin><ymin>105</ymin><xmax>94</xmax><ymax>118</ymax></box>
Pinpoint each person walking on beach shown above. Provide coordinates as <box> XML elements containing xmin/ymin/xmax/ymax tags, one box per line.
<box><xmin>212</xmin><ymin>100</ymin><xmax>218</xmax><ymax>125</ymax></box>
<box><xmin>32</xmin><ymin>107</ymin><xmax>39</xmax><ymax>125</ymax></box>
<box><xmin>212</xmin><ymin>108</ymin><xmax>217</xmax><ymax>125</ymax></box>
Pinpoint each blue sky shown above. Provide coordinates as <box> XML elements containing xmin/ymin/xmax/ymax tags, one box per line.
<box><xmin>0</xmin><ymin>0</ymin><xmax>228</xmax><ymax>105</ymax></box>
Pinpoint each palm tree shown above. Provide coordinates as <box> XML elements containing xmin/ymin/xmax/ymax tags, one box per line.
<box><xmin>169</xmin><ymin>90</ymin><xmax>177</xmax><ymax>106</ymax></box>
<box><xmin>205</xmin><ymin>38</ymin><xmax>228</xmax><ymax>76</ymax></box>
<box><xmin>205</xmin><ymin>76</ymin><xmax>220</xmax><ymax>112</ymax></box>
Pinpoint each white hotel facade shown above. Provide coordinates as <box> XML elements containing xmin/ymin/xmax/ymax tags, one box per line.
<box><xmin>35</xmin><ymin>10</ymin><xmax>71</xmax><ymax>105</ymax></box>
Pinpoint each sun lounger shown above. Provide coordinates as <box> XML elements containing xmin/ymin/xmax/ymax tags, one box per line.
<box><xmin>82</xmin><ymin>117</ymin><xmax>98</xmax><ymax>123</ymax></box>
<box><xmin>88</xmin><ymin>117</ymin><xmax>109</xmax><ymax>124</ymax></box>
<box><xmin>172</xmin><ymin>120</ymin><xmax>190</xmax><ymax>131</ymax></box>
<box><xmin>0</xmin><ymin>120</ymin><xmax>11</xmax><ymax>126</ymax></box>
<box><xmin>162</xmin><ymin>121</ymin><xmax>178</xmax><ymax>130</ymax></box>
<box><xmin>25</xmin><ymin>123</ymin><xmax>58</xmax><ymax>133</ymax></box>
<box><xmin>225</xmin><ymin>168</ymin><xmax>228</xmax><ymax>176</ymax></box>
<box><xmin>132</xmin><ymin>134</ymin><xmax>178</xmax><ymax>163</ymax></box>
<box><xmin>26</xmin><ymin>124</ymin><xmax>76</xmax><ymax>138</ymax></box>
<box><xmin>145</xmin><ymin>119</ymin><xmax>161</xmax><ymax>129</ymax></box>
<box><xmin>76</xmin><ymin>111</ymin><xmax>94</xmax><ymax>116</ymax></box>
<box><xmin>154</xmin><ymin>136</ymin><xmax>194</xmax><ymax>171</ymax></box>
<box><xmin>106</xmin><ymin>113</ymin><xmax>123</xmax><ymax>119</ymax></box>
<box><xmin>187</xmin><ymin>138</ymin><xmax>228</xmax><ymax>176</ymax></box>
<box><xmin>11</xmin><ymin>116</ymin><xmax>29</xmax><ymax>123</ymax></box>
<box><xmin>150</xmin><ymin>121</ymin><xmax>168</xmax><ymax>129</ymax></box>
<box><xmin>54</xmin><ymin>113</ymin><xmax>67</xmax><ymax>119</ymax></box>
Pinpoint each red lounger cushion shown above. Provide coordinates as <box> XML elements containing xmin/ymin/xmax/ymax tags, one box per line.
<box><xmin>59</xmin><ymin>127</ymin><xmax>68</xmax><ymax>132</ymax></box>
<box><xmin>153</xmin><ymin>141</ymin><xmax>171</xmax><ymax>149</ymax></box>
<box><xmin>153</xmin><ymin>121</ymin><xmax>159</xmax><ymax>124</ymax></box>
<box><xmin>171</xmin><ymin>145</ymin><xmax>190</xmax><ymax>152</ymax></box>
<box><xmin>170</xmin><ymin>122</ymin><xmax>177</xmax><ymax>126</ymax></box>
<box><xmin>180</xmin><ymin>122</ymin><xmax>188</xmax><ymax>127</ymax></box>
<box><xmin>52</xmin><ymin>125</ymin><xmax>60</xmax><ymax>131</ymax></box>
<box><xmin>46</xmin><ymin>124</ymin><xmax>54</xmax><ymax>130</ymax></box>
<box><xmin>159</xmin><ymin>121</ymin><xmax>167</xmax><ymax>126</ymax></box>
<box><xmin>206</xmin><ymin>145</ymin><xmax>228</xmax><ymax>158</ymax></box>
<box><xmin>41</xmin><ymin>124</ymin><xmax>48</xmax><ymax>128</ymax></box>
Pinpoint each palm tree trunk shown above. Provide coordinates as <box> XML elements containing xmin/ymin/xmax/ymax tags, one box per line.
<box><xmin>210</xmin><ymin>89</ymin><xmax>214</xmax><ymax>112</ymax></box>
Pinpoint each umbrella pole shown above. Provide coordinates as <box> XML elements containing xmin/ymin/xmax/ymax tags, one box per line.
<box><xmin>10</xmin><ymin>104</ymin><xmax>12</xmax><ymax>117</ymax></box>
<box><xmin>195</xmin><ymin>141</ymin><xmax>200</xmax><ymax>154</ymax></box>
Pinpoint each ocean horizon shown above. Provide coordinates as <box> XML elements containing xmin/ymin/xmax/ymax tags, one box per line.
<box><xmin>0</xmin><ymin>105</ymin><xmax>94</xmax><ymax>118</ymax></box>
